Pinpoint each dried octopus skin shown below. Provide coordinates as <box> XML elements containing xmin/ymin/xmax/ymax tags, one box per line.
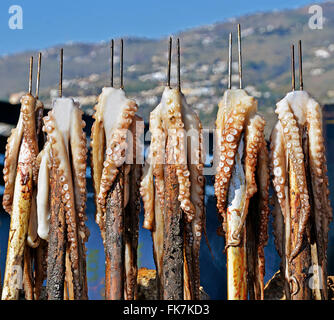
<box><xmin>140</xmin><ymin>159</ymin><xmax>155</xmax><ymax>230</ymax></box>
<box><xmin>36</xmin><ymin>142</ymin><xmax>51</xmax><ymax>241</ymax></box>
<box><xmin>214</xmin><ymin>89</ymin><xmax>257</xmax><ymax>226</ymax></box>
<box><xmin>27</xmin><ymin>189</ymin><xmax>40</xmax><ymax>248</ymax></box>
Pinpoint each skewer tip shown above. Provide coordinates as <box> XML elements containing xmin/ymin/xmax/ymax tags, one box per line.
<box><xmin>36</xmin><ymin>52</ymin><xmax>42</xmax><ymax>98</ymax></box>
<box><xmin>59</xmin><ymin>48</ymin><xmax>64</xmax><ymax>98</ymax></box>
<box><xmin>120</xmin><ymin>39</ymin><xmax>124</xmax><ymax>89</ymax></box>
<box><xmin>28</xmin><ymin>56</ymin><xmax>33</xmax><ymax>95</ymax></box>
<box><xmin>177</xmin><ymin>38</ymin><xmax>181</xmax><ymax>92</ymax></box>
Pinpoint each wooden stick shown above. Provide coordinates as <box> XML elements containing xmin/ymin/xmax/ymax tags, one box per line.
<box><xmin>225</xmin><ymin>136</ymin><xmax>247</xmax><ymax>300</ymax></box>
<box><xmin>287</xmin><ymin>158</ymin><xmax>312</xmax><ymax>300</ymax></box>
<box><xmin>46</xmin><ymin>164</ymin><xmax>66</xmax><ymax>300</ymax></box>
<box><xmin>105</xmin><ymin>172</ymin><xmax>125</xmax><ymax>300</ymax></box>
<box><xmin>163</xmin><ymin>139</ymin><xmax>184</xmax><ymax>300</ymax></box>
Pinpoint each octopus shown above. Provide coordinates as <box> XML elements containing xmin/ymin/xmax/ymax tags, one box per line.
<box><xmin>90</xmin><ymin>87</ymin><xmax>141</xmax><ymax>300</ymax></box>
<box><xmin>36</xmin><ymin>97</ymin><xmax>89</xmax><ymax>300</ymax></box>
<box><xmin>140</xmin><ymin>86</ymin><xmax>205</xmax><ymax>300</ymax></box>
<box><xmin>2</xmin><ymin>93</ymin><xmax>48</xmax><ymax>300</ymax></box>
<box><xmin>214</xmin><ymin>89</ymin><xmax>270</xmax><ymax>300</ymax></box>
<box><xmin>270</xmin><ymin>90</ymin><xmax>332</xmax><ymax>300</ymax></box>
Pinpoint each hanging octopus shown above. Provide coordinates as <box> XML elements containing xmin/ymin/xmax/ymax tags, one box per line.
<box><xmin>36</xmin><ymin>97</ymin><xmax>89</xmax><ymax>300</ymax></box>
<box><xmin>90</xmin><ymin>87</ymin><xmax>141</xmax><ymax>300</ymax></box>
<box><xmin>270</xmin><ymin>90</ymin><xmax>332</xmax><ymax>300</ymax></box>
<box><xmin>140</xmin><ymin>87</ymin><xmax>205</xmax><ymax>300</ymax></box>
<box><xmin>1</xmin><ymin>91</ymin><xmax>49</xmax><ymax>300</ymax></box>
<box><xmin>214</xmin><ymin>89</ymin><xmax>270</xmax><ymax>300</ymax></box>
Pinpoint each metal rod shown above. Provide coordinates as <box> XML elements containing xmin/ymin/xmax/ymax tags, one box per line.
<box><xmin>298</xmin><ymin>40</ymin><xmax>303</xmax><ymax>91</ymax></box>
<box><xmin>237</xmin><ymin>24</ymin><xmax>243</xmax><ymax>89</ymax></box>
<box><xmin>291</xmin><ymin>44</ymin><xmax>295</xmax><ymax>91</ymax></box>
<box><xmin>120</xmin><ymin>39</ymin><xmax>124</xmax><ymax>89</ymax></box>
<box><xmin>29</xmin><ymin>56</ymin><xmax>33</xmax><ymax>94</ymax></box>
<box><xmin>177</xmin><ymin>38</ymin><xmax>181</xmax><ymax>91</ymax></box>
<box><xmin>167</xmin><ymin>37</ymin><xmax>172</xmax><ymax>88</ymax></box>
<box><xmin>228</xmin><ymin>33</ymin><xmax>232</xmax><ymax>90</ymax></box>
<box><xmin>110</xmin><ymin>39</ymin><xmax>114</xmax><ymax>87</ymax></box>
<box><xmin>59</xmin><ymin>48</ymin><xmax>63</xmax><ymax>97</ymax></box>
<box><xmin>36</xmin><ymin>52</ymin><xmax>42</xmax><ymax>98</ymax></box>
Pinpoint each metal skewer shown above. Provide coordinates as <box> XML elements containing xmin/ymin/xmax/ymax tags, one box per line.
<box><xmin>291</xmin><ymin>44</ymin><xmax>295</xmax><ymax>91</ymax></box>
<box><xmin>298</xmin><ymin>40</ymin><xmax>303</xmax><ymax>91</ymax></box>
<box><xmin>28</xmin><ymin>56</ymin><xmax>33</xmax><ymax>95</ymax></box>
<box><xmin>110</xmin><ymin>39</ymin><xmax>114</xmax><ymax>88</ymax></box>
<box><xmin>177</xmin><ymin>38</ymin><xmax>181</xmax><ymax>92</ymax></box>
<box><xmin>167</xmin><ymin>37</ymin><xmax>172</xmax><ymax>88</ymax></box>
<box><xmin>59</xmin><ymin>48</ymin><xmax>63</xmax><ymax>97</ymax></box>
<box><xmin>120</xmin><ymin>39</ymin><xmax>124</xmax><ymax>89</ymax></box>
<box><xmin>237</xmin><ymin>24</ymin><xmax>243</xmax><ymax>89</ymax></box>
<box><xmin>36</xmin><ymin>52</ymin><xmax>42</xmax><ymax>99</ymax></box>
<box><xmin>228</xmin><ymin>33</ymin><xmax>232</xmax><ymax>90</ymax></box>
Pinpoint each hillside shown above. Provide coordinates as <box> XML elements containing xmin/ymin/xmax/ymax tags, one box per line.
<box><xmin>1</xmin><ymin>1</ymin><xmax>334</xmax><ymax>135</ymax></box>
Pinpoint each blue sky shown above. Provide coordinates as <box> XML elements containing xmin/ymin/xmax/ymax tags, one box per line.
<box><xmin>0</xmin><ymin>0</ymin><xmax>326</xmax><ymax>55</ymax></box>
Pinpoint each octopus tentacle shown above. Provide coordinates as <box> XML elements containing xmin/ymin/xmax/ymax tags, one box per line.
<box><xmin>96</xmin><ymin>89</ymin><xmax>138</xmax><ymax>211</ymax></box>
<box><xmin>140</xmin><ymin>104</ymin><xmax>165</xmax><ymax>230</ymax></box>
<box><xmin>161</xmin><ymin>88</ymin><xmax>195</xmax><ymax>222</ymax></box>
<box><xmin>181</xmin><ymin>94</ymin><xmax>205</xmax><ymax>299</ymax></box>
<box><xmin>140</xmin><ymin>160</ymin><xmax>155</xmax><ymax>230</ymax></box>
<box><xmin>42</xmin><ymin>98</ymin><xmax>88</xmax><ymax>300</ymax></box>
<box><xmin>21</xmin><ymin>94</ymin><xmax>39</xmax><ymax>183</ymax></box>
<box><xmin>214</xmin><ymin>90</ymin><xmax>257</xmax><ymax>230</ymax></box>
<box><xmin>70</xmin><ymin>107</ymin><xmax>89</xmax><ymax>242</ymax></box>
<box><xmin>90</xmin><ymin>103</ymin><xmax>106</xmax><ymax>239</ymax></box>
<box><xmin>232</xmin><ymin>114</ymin><xmax>265</xmax><ymax>241</ymax></box>
<box><xmin>255</xmin><ymin>138</ymin><xmax>270</xmax><ymax>298</ymax></box>
<box><xmin>2</xmin><ymin>114</ymin><xmax>24</xmax><ymax>214</ymax></box>
<box><xmin>306</xmin><ymin>98</ymin><xmax>332</xmax><ymax>249</ymax></box>
<box><xmin>275</xmin><ymin>98</ymin><xmax>310</xmax><ymax>260</ymax></box>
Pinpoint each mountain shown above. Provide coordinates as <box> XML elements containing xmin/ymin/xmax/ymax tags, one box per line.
<box><xmin>1</xmin><ymin>1</ymin><xmax>334</xmax><ymax>135</ymax></box>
